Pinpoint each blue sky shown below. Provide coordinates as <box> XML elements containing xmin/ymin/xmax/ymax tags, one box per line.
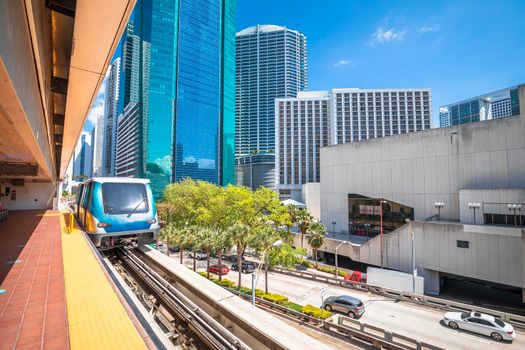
<box><xmin>238</xmin><ymin>0</ymin><xmax>525</xmax><ymax>125</ymax></box>
<box><xmin>86</xmin><ymin>0</ymin><xmax>525</xmax><ymax>130</ymax></box>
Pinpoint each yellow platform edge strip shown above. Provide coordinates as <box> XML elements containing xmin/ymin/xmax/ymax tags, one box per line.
<box><xmin>60</xmin><ymin>213</ymin><xmax>147</xmax><ymax>350</ymax></box>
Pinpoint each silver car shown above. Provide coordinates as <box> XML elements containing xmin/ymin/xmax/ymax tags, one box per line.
<box><xmin>322</xmin><ymin>295</ymin><xmax>365</xmax><ymax>318</ymax></box>
<box><xmin>443</xmin><ymin>311</ymin><xmax>516</xmax><ymax>341</ymax></box>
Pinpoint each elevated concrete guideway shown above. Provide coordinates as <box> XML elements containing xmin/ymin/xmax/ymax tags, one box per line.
<box><xmin>0</xmin><ymin>0</ymin><xmax>135</xmax><ymax>209</ymax></box>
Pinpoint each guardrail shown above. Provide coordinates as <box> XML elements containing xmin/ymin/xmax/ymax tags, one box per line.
<box><xmin>224</xmin><ymin>285</ymin><xmax>443</xmax><ymax>350</ymax></box>
<box><xmin>271</xmin><ymin>266</ymin><xmax>525</xmax><ymax>330</ymax></box>
<box><xmin>324</xmin><ymin>315</ymin><xmax>444</xmax><ymax>350</ymax></box>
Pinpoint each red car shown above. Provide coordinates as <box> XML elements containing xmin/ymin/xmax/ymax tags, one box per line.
<box><xmin>208</xmin><ymin>264</ymin><xmax>230</xmax><ymax>275</ymax></box>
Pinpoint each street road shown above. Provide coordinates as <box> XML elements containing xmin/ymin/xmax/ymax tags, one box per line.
<box><xmin>157</xmin><ymin>247</ymin><xmax>524</xmax><ymax>350</ymax></box>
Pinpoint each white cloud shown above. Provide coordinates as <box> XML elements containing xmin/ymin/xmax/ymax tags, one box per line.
<box><xmin>419</xmin><ymin>25</ymin><xmax>440</xmax><ymax>33</ymax></box>
<box><xmin>371</xmin><ymin>28</ymin><xmax>406</xmax><ymax>43</ymax></box>
<box><xmin>85</xmin><ymin>79</ymin><xmax>106</xmax><ymax>128</ymax></box>
<box><xmin>333</xmin><ymin>59</ymin><xmax>355</xmax><ymax>67</ymax></box>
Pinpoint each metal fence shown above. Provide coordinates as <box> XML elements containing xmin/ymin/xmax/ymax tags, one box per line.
<box><xmin>325</xmin><ymin>315</ymin><xmax>444</xmax><ymax>350</ymax></box>
<box><xmin>229</xmin><ymin>286</ymin><xmax>444</xmax><ymax>350</ymax></box>
<box><xmin>271</xmin><ymin>266</ymin><xmax>525</xmax><ymax>330</ymax></box>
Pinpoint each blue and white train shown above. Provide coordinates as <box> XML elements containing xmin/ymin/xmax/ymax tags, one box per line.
<box><xmin>75</xmin><ymin>177</ymin><xmax>160</xmax><ymax>249</ymax></box>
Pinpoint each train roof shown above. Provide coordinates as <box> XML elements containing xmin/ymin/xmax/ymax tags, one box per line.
<box><xmin>80</xmin><ymin>177</ymin><xmax>151</xmax><ymax>184</ymax></box>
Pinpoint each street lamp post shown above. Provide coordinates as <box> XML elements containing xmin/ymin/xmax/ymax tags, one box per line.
<box><xmin>434</xmin><ymin>202</ymin><xmax>444</xmax><ymax>221</ymax></box>
<box><xmin>468</xmin><ymin>202</ymin><xmax>481</xmax><ymax>224</ymax></box>
<box><xmin>508</xmin><ymin>204</ymin><xmax>522</xmax><ymax>227</ymax></box>
<box><xmin>252</xmin><ymin>240</ymin><xmax>283</xmax><ymax>305</ymax></box>
<box><xmin>334</xmin><ymin>241</ymin><xmax>348</xmax><ymax>278</ymax></box>
<box><xmin>405</xmin><ymin>219</ymin><xmax>416</xmax><ymax>294</ymax></box>
<box><xmin>379</xmin><ymin>200</ymin><xmax>387</xmax><ymax>269</ymax></box>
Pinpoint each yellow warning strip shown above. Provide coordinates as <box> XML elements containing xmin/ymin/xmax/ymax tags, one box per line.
<box><xmin>60</xmin><ymin>214</ymin><xmax>147</xmax><ymax>350</ymax></box>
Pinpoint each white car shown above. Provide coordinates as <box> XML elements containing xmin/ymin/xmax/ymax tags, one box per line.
<box><xmin>443</xmin><ymin>311</ymin><xmax>516</xmax><ymax>341</ymax></box>
<box><xmin>189</xmin><ymin>251</ymin><xmax>208</xmax><ymax>260</ymax></box>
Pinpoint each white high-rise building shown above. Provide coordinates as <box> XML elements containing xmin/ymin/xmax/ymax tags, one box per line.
<box><xmin>235</xmin><ymin>25</ymin><xmax>308</xmax><ymax>190</ymax></box>
<box><xmin>276</xmin><ymin>88</ymin><xmax>432</xmax><ymax>199</ymax></box>
<box><xmin>102</xmin><ymin>57</ymin><xmax>121</xmax><ymax>176</ymax></box>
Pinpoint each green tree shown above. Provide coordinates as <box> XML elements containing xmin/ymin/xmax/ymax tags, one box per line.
<box><xmin>227</xmin><ymin>223</ymin><xmax>253</xmax><ymax>289</ymax></box>
<box><xmin>269</xmin><ymin>243</ymin><xmax>306</xmax><ymax>268</ymax></box>
<box><xmin>194</xmin><ymin>227</ymin><xmax>215</xmax><ymax>279</ymax></box>
<box><xmin>159</xmin><ymin>223</ymin><xmax>176</xmax><ymax>257</ymax></box>
<box><xmin>213</xmin><ymin>230</ymin><xmax>232</xmax><ymax>281</ymax></box>
<box><xmin>296</xmin><ymin>209</ymin><xmax>315</xmax><ymax>248</ymax></box>
<box><xmin>253</xmin><ymin>222</ymin><xmax>281</xmax><ymax>293</ymax></box>
<box><xmin>306</xmin><ymin>222</ymin><xmax>327</xmax><ymax>268</ymax></box>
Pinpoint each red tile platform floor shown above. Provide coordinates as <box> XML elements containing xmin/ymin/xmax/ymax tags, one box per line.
<box><xmin>0</xmin><ymin>210</ymin><xmax>69</xmax><ymax>350</ymax></box>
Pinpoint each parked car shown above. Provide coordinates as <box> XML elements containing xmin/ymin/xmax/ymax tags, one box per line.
<box><xmin>208</xmin><ymin>264</ymin><xmax>230</xmax><ymax>275</ymax></box>
<box><xmin>169</xmin><ymin>245</ymin><xmax>179</xmax><ymax>253</ymax></box>
<box><xmin>443</xmin><ymin>312</ymin><xmax>516</xmax><ymax>341</ymax></box>
<box><xmin>228</xmin><ymin>254</ymin><xmax>244</xmax><ymax>262</ymax></box>
<box><xmin>231</xmin><ymin>261</ymin><xmax>256</xmax><ymax>273</ymax></box>
<box><xmin>323</xmin><ymin>295</ymin><xmax>365</xmax><ymax>318</ymax></box>
<box><xmin>189</xmin><ymin>251</ymin><xmax>207</xmax><ymax>260</ymax></box>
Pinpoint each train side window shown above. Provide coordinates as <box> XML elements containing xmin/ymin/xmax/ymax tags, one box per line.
<box><xmin>87</xmin><ymin>183</ymin><xmax>94</xmax><ymax>211</ymax></box>
<box><xmin>82</xmin><ymin>183</ymin><xmax>91</xmax><ymax>208</ymax></box>
<box><xmin>76</xmin><ymin>184</ymin><xmax>84</xmax><ymax>205</ymax></box>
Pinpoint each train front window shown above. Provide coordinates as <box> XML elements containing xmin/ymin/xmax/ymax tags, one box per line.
<box><xmin>102</xmin><ymin>183</ymin><xmax>149</xmax><ymax>215</ymax></box>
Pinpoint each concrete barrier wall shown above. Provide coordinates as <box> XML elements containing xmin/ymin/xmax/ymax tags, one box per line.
<box><xmin>138</xmin><ymin>245</ymin><xmax>332</xmax><ymax>350</ymax></box>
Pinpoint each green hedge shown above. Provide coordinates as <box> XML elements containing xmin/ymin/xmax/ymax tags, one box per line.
<box><xmin>315</xmin><ymin>265</ymin><xmax>348</xmax><ymax>277</ymax></box>
<box><xmin>283</xmin><ymin>301</ymin><xmax>303</xmax><ymax>312</ymax></box>
<box><xmin>195</xmin><ymin>269</ymin><xmax>329</xmax><ymax>319</ymax></box>
<box><xmin>300</xmin><ymin>304</ymin><xmax>332</xmax><ymax>319</ymax></box>
<box><xmin>262</xmin><ymin>293</ymin><xmax>288</xmax><ymax>304</ymax></box>
<box><xmin>216</xmin><ymin>279</ymin><xmax>236</xmax><ymax>288</ymax></box>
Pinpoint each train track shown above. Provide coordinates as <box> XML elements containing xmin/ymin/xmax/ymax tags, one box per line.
<box><xmin>108</xmin><ymin>247</ymin><xmax>250</xmax><ymax>350</ymax></box>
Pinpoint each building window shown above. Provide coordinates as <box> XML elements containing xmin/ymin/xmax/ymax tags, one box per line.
<box><xmin>457</xmin><ymin>240</ymin><xmax>469</xmax><ymax>249</ymax></box>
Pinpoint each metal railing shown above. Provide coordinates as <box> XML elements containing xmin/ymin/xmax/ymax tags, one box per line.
<box><xmin>271</xmin><ymin>266</ymin><xmax>525</xmax><ymax>330</ymax></box>
<box><xmin>227</xmin><ymin>285</ymin><xmax>442</xmax><ymax>350</ymax></box>
<box><xmin>324</xmin><ymin>315</ymin><xmax>444</xmax><ymax>350</ymax></box>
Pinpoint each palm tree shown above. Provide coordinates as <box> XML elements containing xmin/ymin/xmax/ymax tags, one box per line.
<box><xmin>306</xmin><ymin>222</ymin><xmax>327</xmax><ymax>268</ymax></box>
<box><xmin>253</xmin><ymin>223</ymin><xmax>281</xmax><ymax>293</ymax></box>
<box><xmin>296</xmin><ymin>209</ymin><xmax>315</xmax><ymax>248</ymax></box>
<box><xmin>194</xmin><ymin>227</ymin><xmax>215</xmax><ymax>279</ymax></box>
<box><xmin>186</xmin><ymin>226</ymin><xmax>199</xmax><ymax>271</ymax></box>
<box><xmin>172</xmin><ymin>226</ymin><xmax>190</xmax><ymax>265</ymax></box>
<box><xmin>159</xmin><ymin>223</ymin><xmax>176</xmax><ymax>257</ymax></box>
<box><xmin>284</xmin><ymin>204</ymin><xmax>298</xmax><ymax>236</ymax></box>
<box><xmin>228</xmin><ymin>223</ymin><xmax>253</xmax><ymax>289</ymax></box>
<box><xmin>213</xmin><ymin>230</ymin><xmax>232</xmax><ymax>282</ymax></box>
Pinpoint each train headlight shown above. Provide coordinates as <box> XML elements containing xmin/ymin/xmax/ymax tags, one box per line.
<box><xmin>97</xmin><ymin>222</ymin><xmax>112</xmax><ymax>228</ymax></box>
<box><xmin>146</xmin><ymin>218</ymin><xmax>157</xmax><ymax>224</ymax></box>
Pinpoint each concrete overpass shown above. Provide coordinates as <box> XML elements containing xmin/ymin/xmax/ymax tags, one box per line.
<box><xmin>0</xmin><ymin>0</ymin><xmax>135</xmax><ymax>209</ymax></box>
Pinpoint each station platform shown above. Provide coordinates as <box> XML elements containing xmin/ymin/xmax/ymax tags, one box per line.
<box><xmin>0</xmin><ymin>210</ymin><xmax>149</xmax><ymax>350</ymax></box>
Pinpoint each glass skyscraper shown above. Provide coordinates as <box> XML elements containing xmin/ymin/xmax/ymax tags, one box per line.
<box><xmin>235</xmin><ymin>25</ymin><xmax>307</xmax><ymax>190</ymax></box>
<box><xmin>111</xmin><ymin>0</ymin><xmax>236</xmax><ymax>198</ymax></box>
<box><xmin>439</xmin><ymin>85</ymin><xmax>520</xmax><ymax>127</ymax></box>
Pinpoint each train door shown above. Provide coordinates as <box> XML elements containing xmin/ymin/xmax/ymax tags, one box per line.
<box><xmin>81</xmin><ymin>182</ymin><xmax>92</xmax><ymax>227</ymax></box>
<box><xmin>75</xmin><ymin>184</ymin><xmax>84</xmax><ymax>218</ymax></box>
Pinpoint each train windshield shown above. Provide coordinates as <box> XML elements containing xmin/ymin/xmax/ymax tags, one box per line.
<box><xmin>102</xmin><ymin>182</ymin><xmax>149</xmax><ymax>215</ymax></box>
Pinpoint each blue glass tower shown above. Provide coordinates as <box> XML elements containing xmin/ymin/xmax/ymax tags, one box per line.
<box><xmin>113</xmin><ymin>0</ymin><xmax>236</xmax><ymax>198</ymax></box>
